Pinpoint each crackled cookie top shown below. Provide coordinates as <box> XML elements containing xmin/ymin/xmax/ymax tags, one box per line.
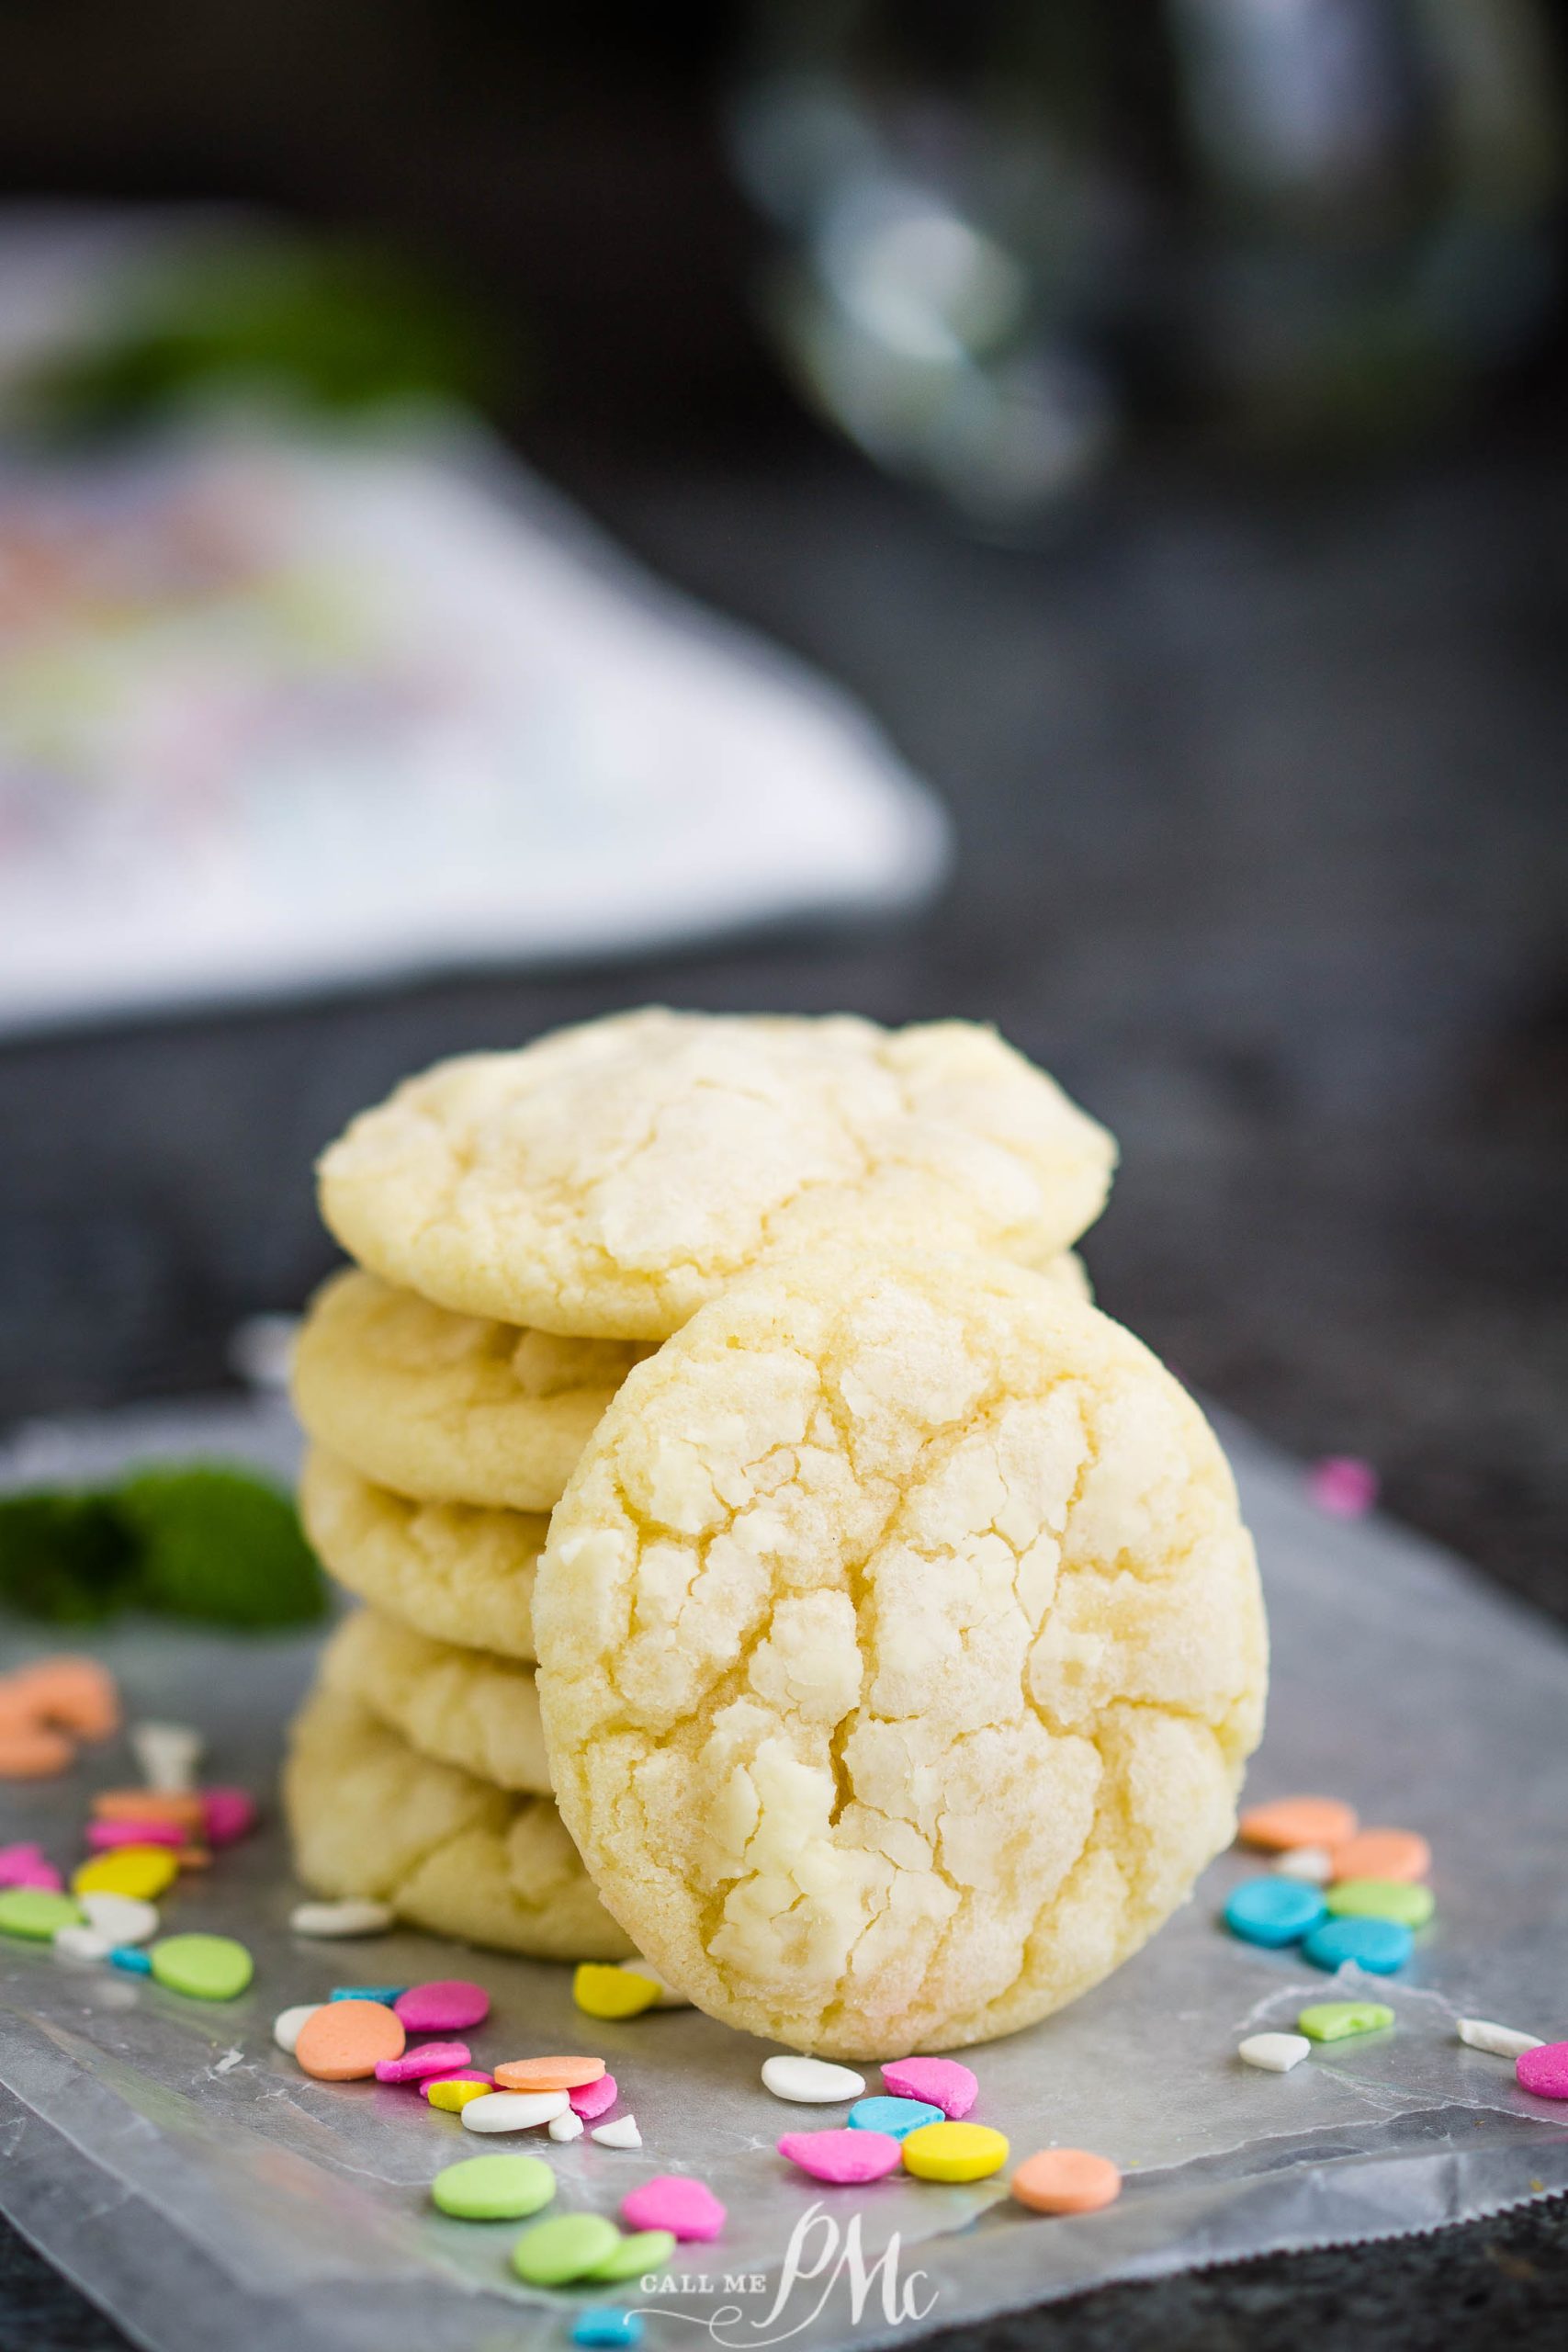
<box><xmin>299</xmin><ymin>1447</ymin><xmax>545</xmax><ymax>1661</ymax></box>
<box><xmin>534</xmin><ymin>1254</ymin><xmax>1266</xmax><ymax>2058</ymax></box>
<box><xmin>292</xmin><ymin>1270</ymin><xmax>651</xmax><ymax>1512</ymax></box>
<box><xmin>317</xmin><ymin>1010</ymin><xmax>1115</xmax><ymax>1339</ymax></box>
<box><xmin>321</xmin><ymin>1606</ymin><xmax>551</xmax><ymax>1794</ymax></box>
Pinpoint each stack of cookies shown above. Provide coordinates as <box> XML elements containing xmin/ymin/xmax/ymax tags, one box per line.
<box><xmin>285</xmin><ymin>1008</ymin><xmax>1267</xmax><ymax>2056</ymax></box>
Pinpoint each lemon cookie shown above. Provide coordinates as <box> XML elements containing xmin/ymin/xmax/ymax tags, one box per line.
<box><xmin>321</xmin><ymin>1606</ymin><xmax>551</xmax><ymax>1794</ymax></box>
<box><xmin>534</xmin><ymin>1252</ymin><xmax>1266</xmax><ymax>2058</ymax></box>
<box><xmin>292</xmin><ymin>1269</ymin><xmax>652</xmax><ymax>1512</ymax></box>
<box><xmin>299</xmin><ymin>1447</ymin><xmax>542</xmax><ymax>1660</ymax></box>
<box><xmin>318</xmin><ymin>1010</ymin><xmax>1115</xmax><ymax>1339</ymax></box>
<box><xmin>284</xmin><ymin>1686</ymin><xmax>629</xmax><ymax>1962</ymax></box>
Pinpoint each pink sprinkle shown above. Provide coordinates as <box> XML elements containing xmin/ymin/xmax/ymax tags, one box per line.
<box><xmin>1517</xmin><ymin>2042</ymin><xmax>1568</xmax><ymax>2101</ymax></box>
<box><xmin>1308</xmin><ymin>1456</ymin><xmax>1379</xmax><ymax>1519</ymax></box>
<box><xmin>879</xmin><ymin>2057</ymin><xmax>977</xmax><ymax>2119</ymax></box>
<box><xmin>86</xmin><ymin>1819</ymin><xmax>186</xmax><ymax>1851</ymax></box>
<box><xmin>420</xmin><ymin>2070</ymin><xmax>492</xmax><ymax>2099</ymax></box>
<box><xmin>778</xmin><ymin>2129</ymin><xmax>902</xmax><ymax>2185</ymax></box>
<box><xmin>373</xmin><ymin>2040</ymin><xmax>471</xmax><ymax>2084</ymax></box>
<box><xmin>620</xmin><ymin>2176</ymin><xmax>726</xmax><ymax>2243</ymax></box>
<box><xmin>569</xmin><ymin>2071</ymin><xmax>617</xmax><ymax>2120</ymax></box>
<box><xmin>0</xmin><ymin>1854</ymin><xmax>62</xmax><ymax>1891</ymax></box>
<box><xmin>200</xmin><ymin>1788</ymin><xmax>258</xmax><ymax>1847</ymax></box>
<box><xmin>393</xmin><ymin>1978</ymin><xmax>490</xmax><ymax>2034</ymax></box>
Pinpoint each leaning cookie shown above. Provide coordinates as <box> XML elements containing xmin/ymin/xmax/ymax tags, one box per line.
<box><xmin>292</xmin><ymin>1269</ymin><xmax>653</xmax><ymax>1513</ymax></box>
<box><xmin>318</xmin><ymin>1009</ymin><xmax>1115</xmax><ymax>1340</ymax></box>
<box><xmin>320</xmin><ymin>1606</ymin><xmax>552</xmax><ymax>1795</ymax></box>
<box><xmin>534</xmin><ymin>1252</ymin><xmax>1266</xmax><ymax>2059</ymax></box>
<box><xmin>299</xmin><ymin>1446</ymin><xmax>543</xmax><ymax>1660</ymax></box>
<box><xmin>284</xmin><ymin>1685</ymin><xmax>629</xmax><ymax>1962</ymax></box>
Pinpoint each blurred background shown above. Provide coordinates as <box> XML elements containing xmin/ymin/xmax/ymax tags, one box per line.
<box><xmin>0</xmin><ymin>0</ymin><xmax>1564</xmax><ymax>1626</ymax></box>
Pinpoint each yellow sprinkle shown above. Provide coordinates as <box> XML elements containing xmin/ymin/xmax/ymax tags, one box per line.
<box><xmin>901</xmin><ymin>2121</ymin><xmax>1010</xmax><ymax>2184</ymax></box>
<box><xmin>426</xmin><ymin>2078</ymin><xmax>494</xmax><ymax>2112</ymax></box>
<box><xmin>73</xmin><ymin>1847</ymin><xmax>179</xmax><ymax>1901</ymax></box>
<box><xmin>573</xmin><ymin>1962</ymin><xmax>660</xmax><ymax>2020</ymax></box>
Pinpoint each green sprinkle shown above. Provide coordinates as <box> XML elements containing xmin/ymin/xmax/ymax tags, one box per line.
<box><xmin>0</xmin><ymin>1890</ymin><xmax>83</xmax><ymax>1940</ymax></box>
<box><xmin>512</xmin><ymin>2214</ymin><xmax>623</xmax><ymax>2287</ymax></box>
<box><xmin>1325</xmin><ymin>1878</ymin><xmax>1435</xmax><ymax>1929</ymax></box>
<box><xmin>583</xmin><ymin>2230</ymin><xmax>677</xmax><ymax>2282</ymax></box>
<box><xmin>1298</xmin><ymin>1999</ymin><xmax>1394</xmax><ymax>2043</ymax></box>
<box><xmin>433</xmin><ymin>2154</ymin><xmax>557</xmax><ymax>2222</ymax></box>
<box><xmin>150</xmin><ymin>1933</ymin><xmax>254</xmax><ymax>2000</ymax></box>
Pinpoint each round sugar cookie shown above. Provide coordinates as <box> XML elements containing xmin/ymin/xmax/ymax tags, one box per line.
<box><xmin>321</xmin><ymin>1607</ymin><xmax>551</xmax><ymax>1794</ymax></box>
<box><xmin>292</xmin><ymin>1270</ymin><xmax>652</xmax><ymax>1512</ymax></box>
<box><xmin>535</xmin><ymin>1253</ymin><xmax>1266</xmax><ymax>2057</ymax></box>
<box><xmin>283</xmin><ymin>1688</ymin><xmax>628</xmax><ymax>1962</ymax></box>
<box><xmin>317</xmin><ymin>1010</ymin><xmax>1115</xmax><ymax>1340</ymax></box>
<box><xmin>299</xmin><ymin>1448</ymin><xmax>543</xmax><ymax>1660</ymax></box>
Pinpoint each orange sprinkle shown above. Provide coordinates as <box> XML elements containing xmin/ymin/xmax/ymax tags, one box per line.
<box><xmin>493</xmin><ymin>2054</ymin><xmax>606</xmax><ymax>2093</ymax></box>
<box><xmin>0</xmin><ymin>1724</ymin><xmax>76</xmax><ymax>1779</ymax></box>
<box><xmin>295</xmin><ymin>2000</ymin><xmax>406</xmax><ymax>2081</ymax></box>
<box><xmin>1238</xmin><ymin>1796</ymin><xmax>1359</xmax><ymax>1852</ymax></box>
<box><xmin>1010</xmin><ymin>2149</ymin><xmax>1122</xmax><ymax>2215</ymax></box>
<box><xmin>175</xmin><ymin>1847</ymin><xmax>213</xmax><ymax>1871</ymax></box>
<box><xmin>92</xmin><ymin>1790</ymin><xmax>206</xmax><ymax>1828</ymax></box>
<box><xmin>1330</xmin><ymin>1827</ymin><xmax>1430</xmax><ymax>1883</ymax></box>
<box><xmin>9</xmin><ymin>1656</ymin><xmax>119</xmax><ymax>1739</ymax></box>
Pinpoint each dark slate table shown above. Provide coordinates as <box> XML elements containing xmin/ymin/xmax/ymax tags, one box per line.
<box><xmin>2</xmin><ymin>425</ymin><xmax>1565</xmax><ymax>2350</ymax></box>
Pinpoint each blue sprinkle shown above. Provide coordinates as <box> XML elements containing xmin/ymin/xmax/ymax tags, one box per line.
<box><xmin>847</xmin><ymin>2095</ymin><xmax>944</xmax><ymax>2140</ymax></box>
<box><xmin>108</xmin><ymin>1946</ymin><xmax>152</xmax><ymax>1974</ymax></box>
<box><xmin>330</xmin><ymin>1985</ymin><xmax>406</xmax><ymax>2005</ymax></box>
<box><xmin>572</xmin><ymin>2312</ymin><xmax>644</xmax><ymax>2348</ymax></box>
<box><xmin>1223</xmin><ymin>1877</ymin><xmax>1326</xmax><ymax>1949</ymax></box>
<box><xmin>1303</xmin><ymin>1916</ymin><xmax>1413</xmax><ymax>1974</ymax></box>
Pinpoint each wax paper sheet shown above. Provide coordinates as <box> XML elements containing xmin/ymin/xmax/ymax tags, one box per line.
<box><xmin>2</xmin><ymin>1394</ymin><xmax>1565</xmax><ymax>2352</ymax></box>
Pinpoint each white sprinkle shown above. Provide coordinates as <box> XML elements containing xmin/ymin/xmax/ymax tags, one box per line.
<box><xmin>80</xmin><ymin>1893</ymin><xmax>160</xmax><ymax>1947</ymax></box>
<box><xmin>461</xmin><ymin>2091</ymin><xmax>570</xmax><ymax>2134</ymax></box>
<box><xmin>1271</xmin><ymin>1846</ymin><xmax>1334</xmax><ymax>1883</ymax></box>
<box><xmin>548</xmin><ymin>2109</ymin><xmax>585</xmax><ymax>2142</ymax></box>
<box><xmin>761</xmin><ymin>2054</ymin><xmax>866</xmax><ymax>2104</ymax></box>
<box><xmin>228</xmin><ymin>1312</ymin><xmax>300</xmax><ymax>1391</ymax></box>
<box><xmin>53</xmin><ymin>1925</ymin><xmax>111</xmax><ymax>1962</ymax></box>
<box><xmin>129</xmin><ymin>1720</ymin><xmax>205</xmax><ymax>1794</ymax></box>
<box><xmin>620</xmin><ymin>1957</ymin><xmax>692</xmax><ymax>2008</ymax></box>
<box><xmin>213</xmin><ymin>2048</ymin><xmax>244</xmax><ymax>2075</ymax></box>
<box><xmin>1238</xmin><ymin>2032</ymin><xmax>1312</xmax><ymax>2074</ymax></box>
<box><xmin>592</xmin><ymin>2115</ymin><xmax>641</xmax><ymax>2149</ymax></box>
<box><xmin>289</xmin><ymin>1898</ymin><xmax>394</xmax><ymax>1939</ymax></box>
<box><xmin>1458</xmin><ymin>2018</ymin><xmax>1542</xmax><ymax>2059</ymax></box>
<box><xmin>273</xmin><ymin>2004</ymin><xmax>321</xmax><ymax>2054</ymax></box>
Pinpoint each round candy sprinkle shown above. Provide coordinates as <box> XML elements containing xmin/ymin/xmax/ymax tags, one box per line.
<box><xmin>1237</xmin><ymin>2033</ymin><xmax>1311</xmax><ymax>2073</ymax></box>
<box><xmin>570</xmin><ymin>2072</ymin><xmax>618</xmax><ymax>2120</ymax></box>
<box><xmin>592</xmin><ymin>2116</ymin><xmax>642</xmax><ymax>2149</ymax></box>
<box><xmin>584</xmin><ymin>2230</ymin><xmax>676</xmax><ymax>2282</ymax></box>
<box><xmin>618</xmin><ymin>1959</ymin><xmax>690</xmax><ymax>2009</ymax></box>
<box><xmin>761</xmin><ymin>2055</ymin><xmax>865</xmax><ymax>2105</ymax></box>
<box><xmin>289</xmin><ymin>1898</ymin><xmax>393</xmax><ymax>1938</ymax></box>
<box><xmin>94</xmin><ymin>1790</ymin><xmax>205</xmax><ymax>1828</ymax></box>
<box><xmin>1329</xmin><ymin>1829</ymin><xmax>1430</xmax><ymax>1884</ymax></box>
<box><xmin>779</xmin><ymin>2128</ymin><xmax>902</xmax><ymax>2185</ymax></box>
<box><xmin>620</xmin><ymin>2177</ymin><xmax>726</xmax><ymax>2243</ymax></box>
<box><xmin>1458</xmin><ymin>2018</ymin><xmax>1542</xmax><ymax>2060</ymax></box>
<box><xmin>1272</xmin><ymin>1847</ymin><xmax>1334</xmax><ymax>1884</ymax></box>
<box><xmin>848</xmin><ymin>2096</ymin><xmax>944</xmax><ymax>2140</ymax></box>
<box><xmin>109</xmin><ymin>1944</ymin><xmax>152</xmax><ymax>1974</ymax></box>
<box><xmin>0</xmin><ymin>1889</ymin><xmax>82</xmax><ymax>1939</ymax></box>
<box><xmin>394</xmin><ymin>1979</ymin><xmax>490</xmax><ymax>2033</ymax></box>
<box><xmin>200</xmin><ymin>1789</ymin><xmax>257</xmax><ymax>1847</ymax></box>
<box><xmin>1325</xmin><ymin>1878</ymin><xmax>1434</xmax><ymax>1930</ymax></box>
<box><xmin>880</xmin><ymin>2057</ymin><xmax>977</xmax><ymax>2120</ymax></box>
<box><xmin>902</xmin><ymin>2122</ymin><xmax>1009</xmax><ymax>2184</ymax></box>
<box><xmin>79</xmin><ymin>1893</ymin><xmax>159</xmax><ymax>1946</ymax></box>
<box><xmin>375</xmin><ymin>2041</ymin><xmax>471</xmax><ymax>2084</ymax></box>
<box><xmin>53</xmin><ymin>1925</ymin><xmax>112</xmax><ymax>1962</ymax></box>
<box><xmin>1297</xmin><ymin>2000</ymin><xmax>1393</xmax><ymax>2042</ymax></box>
<box><xmin>1238</xmin><ymin>1796</ymin><xmax>1358</xmax><ymax>1852</ymax></box>
<box><xmin>295</xmin><ymin>1998</ymin><xmax>405</xmax><ymax>2080</ymax></box>
<box><xmin>494</xmin><ymin>2055</ymin><xmax>605</xmax><ymax>2093</ymax></box>
<box><xmin>575</xmin><ymin>1962</ymin><xmax>660</xmax><ymax>2020</ymax></box>
<box><xmin>332</xmin><ymin>1984</ymin><xmax>405</xmax><ymax>2006</ymax></box>
<box><xmin>85</xmin><ymin>1819</ymin><xmax>186</xmax><ymax>1851</ymax></box>
<box><xmin>1223</xmin><ymin>1877</ymin><xmax>1326</xmax><ymax>1948</ymax></box>
<box><xmin>1517</xmin><ymin>2043</ymin><xmax>1568</xmax><ymax>2101</ymax></box>
<box><xmin>0</xmin><ymin>1725</ymin><xmax>74</xmax><ymax>1778</ymax></box>
<box><xmin>1302</xmin><ymin>1917</ymin><xmax>1412</xmax><ymax>1974</ymax></box>
<box><xmin>425</xmin><ymin>2074</ymin><xmax>494</xmax><ymax>2112</ymax></box>
<box><xmin>128</xmin><ymin>1720</ymin><xmax>203</xmax><ymax>1792</ymax></box>
<box><xmin>9</xmin><ymin>1654</ymin><xmax>119</xmax><ymax>1736</ymax></box>
<box><xmin>461</xmin><ymin>2091</ymin><xmax>570</xmax><ymax>2134</ymax></box>
<box><xmin>73</xmin><ymin>1847</ymin><xmax>177</xmax><ymax>1902</ymax></box>
<box><xmin>0</xmin><ymin>1844</ymin><xmax>62</xmax><ymax>1891</ymax></box>
<box><xmin>573</xmin><ymin>2311</ymin><xmax>644</xmax><ymax>2348</ymax></box>
<box><xmin>549</xmin><ymin>2111</ymin><xmax>585</xmax><ymax>2142</ymax></box>
<box><xmin>1010</xmin><ymin>2149</ymin><xmax>1121</xmax><ymax>2214</ymax></box>
<box><xmin>274</xmin><ymin>2005</ymin><xmax>321</xmax><ymax>2054</ymax></box>
<box><xmin>150</xmin><ymin>1933</ymin><xmax>254</xmax><ymax>2001</ymax></box>
<box><xmin>432</xmin><ymin>2152</ymin><xmax>557</xmax><ymax>2221</ymax></box>
<box><xmin>512</xmin><ymin>2213</ymin><xmax>622</xmax><ymax>2288</ymax></box>
<box><xmin>1307</xmin><ymin>1456</ymin><xmax>1378</xmax><ymax>1518</ymax></box>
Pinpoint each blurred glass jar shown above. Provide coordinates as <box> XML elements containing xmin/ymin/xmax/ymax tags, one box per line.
<box><xmin>729</xmin><ymin>0</ymin><xmax>1564</xmax><ymax>526</ymax></box>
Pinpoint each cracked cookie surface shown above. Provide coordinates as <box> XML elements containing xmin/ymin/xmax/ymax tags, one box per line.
<box><xmin>318</xmin><ymin>1010</ymin><xmax>1115</xmax><ymax>1339</ymax></box>
<box><xmin>321</xmin><ymin>1605</ymin><xmax>551</xmax><ymax>1794</ymax></box>
<box><xmin>299</xmin><ymin>1446</ymin><xmax>544</xmax><ymax>1660</ymax></box>
<box><xmin>534</xmin><ymin>1253</ymin><xmax>1266</xmax><ymax>2057</ymax></box>
<box><xmin>284</xmin><ymin>1686</ymin><xmax>628</xmax><ymax>1961</ymax></box>
<box><xmin>292</xmin><ymin>1269</ymin><xmax>652</xmax><ymax>1511</ymax></box>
